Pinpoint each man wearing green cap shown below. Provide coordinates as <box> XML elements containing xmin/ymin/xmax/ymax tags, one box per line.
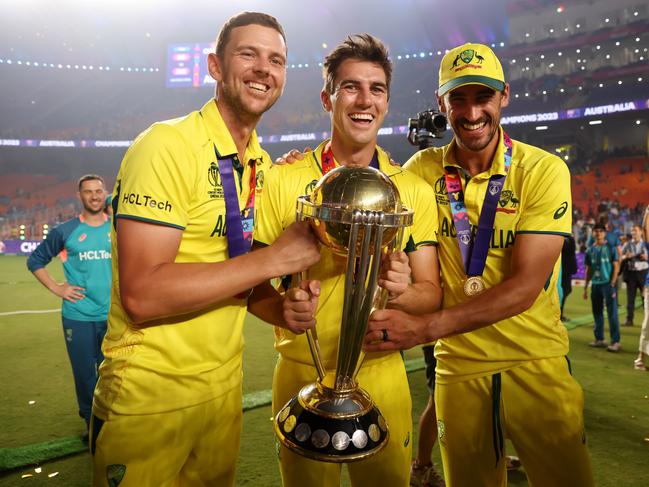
<box><xmin>365</xmin><ymin>43</ymin><xmax>594</xmax><ymax>486</ymax></box>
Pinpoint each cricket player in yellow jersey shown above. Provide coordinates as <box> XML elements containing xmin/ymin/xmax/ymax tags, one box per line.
<box><xmin>365</xmin><ymin>43</ymin><xmax>595</xmax><ymax>486</ymax></box>
<box><xmin>253</xmin><ymin>34</ymin><xmax>442</xmax><ymax>487</ymax></box>
<box><xmin>91</xmin><ymin>13</ymin><xmax>320</xmax><ymax>487</ymax></box>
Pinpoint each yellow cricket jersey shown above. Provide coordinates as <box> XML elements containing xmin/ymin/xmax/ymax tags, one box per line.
<box><xmin>93</xmin><ymin>99</ymin><xmax>271</xmax><ymax>416</ymax></box>
<box><xmin>256</xmin><ymin>140</ymin><xmax>439</xmax><ymax>368</ymax></box>
<box><xmin>405</xmin><ymin>128</ymin><xmax>572</xmax><ymax>384</ymax></box>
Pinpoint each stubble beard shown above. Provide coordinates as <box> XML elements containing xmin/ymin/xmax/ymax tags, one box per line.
<box><xmin>220</xmin><ymin>83</ymin><xmax>277</xmax><ymax>125</ymax></box>
<box><xmin>456</xmin><ymin>119</ymin><xmax>499</xmax><ymax>153</ymax></box>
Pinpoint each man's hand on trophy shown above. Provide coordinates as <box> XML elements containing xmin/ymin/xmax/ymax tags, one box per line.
<box><xmin>283</xmin><ymin>280</ymin><xmax>321</xmax><ymax>334</ymax></box>
<box><xmin>274</xmin><ymin>147</ymin><xmax>312</xmax><ymax>165</ymax></box>
<box><xmin>378</xmin><ymin>251</ymin><xmax>411</xmax><ymax>301</ymax></box>
<box><xmin>363</xmin><ymin>308</ymin><xmax>431</xmax><ymax>352</ymax></box>
<box><xmin>269</xmin><ymin>221</ymin><xmax>321</xmax><ymax>276</ymax></box>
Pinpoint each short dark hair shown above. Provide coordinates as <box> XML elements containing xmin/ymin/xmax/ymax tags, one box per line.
<box><xmin>78</xmin><ymin>174</ymin><xmax>105</xmax><ymax>191</ymax></box>
<box><xmin>593</xmin><ymin>223</ymin><xmax>606</xmax><ymax>232</ymax></box>
<box><xmin>215</xmin><ymin>11</ymin><xmax>286</xmax><ymax>58</ymax></box>
<box><xmin>322</xmin><ymin>34</ymin><xmax>392</xmax><ymax>96</ymax></box>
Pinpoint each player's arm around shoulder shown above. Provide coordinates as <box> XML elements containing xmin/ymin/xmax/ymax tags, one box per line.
<box><xmin>402</xmin><ymin>146</ymin><xmax>444</xmax><ymax>184</ymax></box>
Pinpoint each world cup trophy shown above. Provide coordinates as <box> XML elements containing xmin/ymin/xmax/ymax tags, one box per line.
<box><xmin>274</xmin><ymin>166</ymin><xmax>413</xmax><ymax>462</ymax></box>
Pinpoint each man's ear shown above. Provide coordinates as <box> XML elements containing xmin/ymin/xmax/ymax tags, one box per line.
<box><xmin>500</xmin><ymin>83</ymin><xmax>510</xmax><ymax>108</ymax></box>
<box><xmin>207</xmin><ymin>52</ymin><xmax>223</xmax><ymax>82</ymax></box>
<box><xmin>436</xmin><ymin>90</ymin><xmax>447</xmax><ymax>113</ymax></box>
<box><xmin>321</xmin><ymin>90</ymin><xmax>333</xmax><ymax>112</ymax></box>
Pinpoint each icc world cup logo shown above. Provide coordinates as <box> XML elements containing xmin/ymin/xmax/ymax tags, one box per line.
<box><xmin>488</xmin><ymin>180</ymin><xmax>502</xmax><ymax>196</ymax></box>
<box><xmin>208</xmin><ymin>162</ymin><xmax>224</xmax><ymax>199</ymax></box>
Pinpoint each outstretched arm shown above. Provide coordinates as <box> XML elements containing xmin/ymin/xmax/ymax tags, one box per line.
<box><xmin>365</xmin><ymin>233</ymin><xmax>563</xmax><ymax>351</ymax></box>
<box><xmin>118</xmin><ymin>219</ymin><xmax>320</xmax><ymax>325</ymax></box>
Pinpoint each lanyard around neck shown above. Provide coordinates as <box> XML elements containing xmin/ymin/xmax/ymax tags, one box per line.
<box><xmin>213</xmin><ymin>146</ymin><xmax>257</xmax><ymax>258</ymax></box>
<box><xmin>444</xmin><ymin>131</ymin><xmax>513</xmax><ymax>277</ymax></box>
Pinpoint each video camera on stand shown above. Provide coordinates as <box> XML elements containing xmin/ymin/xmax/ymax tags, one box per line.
<box><xmin>407</xmin><ymin>108</ymin><xmax>447</xmax><ymax>150</ymax></box>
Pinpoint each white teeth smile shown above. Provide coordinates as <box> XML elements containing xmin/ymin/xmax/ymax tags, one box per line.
<box><xmin>247</xmin><ymin>81</ymin><xmax>269</xmax><ymax>92</ymax></box>
<box><xmin>350</xmin><ymin>113</ymin><xmax>374</xmax><ymax>122</ymax></box>
<box><xmin>462</xmin><ymin>121</ymin><xmax>486</xmax><ymax>130</ymax></box>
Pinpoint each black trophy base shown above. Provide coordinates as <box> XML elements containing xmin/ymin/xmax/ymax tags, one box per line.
<box><xmin>274</xmin><ymin>382</ymin><xmax>389</xmax><ymax>463</ymax></box>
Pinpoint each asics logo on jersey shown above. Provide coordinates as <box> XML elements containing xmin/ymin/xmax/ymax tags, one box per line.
<box><xmin>553</xmin><ymin>201</ymin><xmax>568</xmax><ymax>219</ymax></box>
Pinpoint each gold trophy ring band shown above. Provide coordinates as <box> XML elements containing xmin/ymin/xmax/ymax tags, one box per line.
<box><xmin>381</xmin><ymin>329</ymin><xmax>389</xmax><ymax>342</ymax></box>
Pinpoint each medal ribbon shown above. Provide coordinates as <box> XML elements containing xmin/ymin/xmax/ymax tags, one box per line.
<box><xmin>444</xmin><ymin>132</ymin><xmax>513</xmax><ymax>277</ymax></box>
<box><xmin>321</xmin><ymin>141</ymin><xmax>379</xmax><ymax>175</ymax></box>
<box><xmin>214</xmin><ymin>146</ymin><xmax>257</xmax><ymax>258</ymax></box>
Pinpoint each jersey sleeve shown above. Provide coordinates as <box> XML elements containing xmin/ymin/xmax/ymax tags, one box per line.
<box><xmin>255</xmin><ymin>165</ymin><xmax>294</xmax><ymax>246</ymax></box>
<box><xmin>26</xmin><ymin>223</ymin><xmax>68</xmax><ymax>272</ymax></box>
<box><xmin>516</xmin><ymin>154</ymin><xmax>572</xmax><ymax>236</ymax></box>
<box><xmin>114</xmin><ymin>123</ymin><xmax>194</xmax><ymax>229</ymax></box>
<box><xmin>409</xmin><ymin>178</ymin><xmax>439</xmax><ymax>249</ymax></box>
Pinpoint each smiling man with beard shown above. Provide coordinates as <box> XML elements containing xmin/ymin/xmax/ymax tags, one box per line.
<box><xmin>254</xmin><ymin>34</ymin><xmax>443</xmax><ymax>487</ymax></box>
<box><xmin>365</xmin><ymin>43</ymin><xmax>595</xmax><ymax>486</ymax></box>
<box><xmin>90</xmin><ymin>12</ymin><xmax>320</xmax><ymax>487</ymax></box>
<box><xmin>28</xmin><ymin>174</ymin><xmax>111</xmax><ymax>442</ymax></box>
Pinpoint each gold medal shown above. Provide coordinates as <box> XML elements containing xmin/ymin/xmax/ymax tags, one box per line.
<box><xmin>464</xmin><ymin>276</ymin><xmax>485</xmax><ymax>296</ymax></box>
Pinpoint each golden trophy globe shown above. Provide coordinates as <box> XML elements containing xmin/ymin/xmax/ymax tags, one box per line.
<box><xmin>274</xmin><ymin>166</ymin><xmax>413</xmax><ymax>462</ymax></box>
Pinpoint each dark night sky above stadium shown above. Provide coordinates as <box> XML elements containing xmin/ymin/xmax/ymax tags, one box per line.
<box><xmin>2</xmin><ymin>0</ymin><xmax>510</xmax><ymax>65</ymax></box>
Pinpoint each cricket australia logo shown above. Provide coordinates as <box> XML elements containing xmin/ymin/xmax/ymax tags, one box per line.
<box><xmin>452</xmin><ymin>49</ymin><xmax>485</xmax><ymax>70</ymax></box>
<box><xmin>256</xmin><ymin>170</ymin><xmax>265</xmax><ymax>189</ymax></box>
<box><xmin>207</xmin><ymin>162</ymin><xmax>224</xmax><ymax>199</ymax></box>
<box><xmin>497</xmin><ymin>190</ymin><xmax>519</xmax><ymax>214</ymax></box>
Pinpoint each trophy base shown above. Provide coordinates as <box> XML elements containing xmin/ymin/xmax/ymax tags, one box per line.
<box><xmin>274</xmin><ymin>382</ymin><xmax>389</xmax><ymax>463</ymax></box>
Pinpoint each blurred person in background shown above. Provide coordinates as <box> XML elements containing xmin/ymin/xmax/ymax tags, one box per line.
<box><xmin>634</xmin><ymin>207</ymin><xmax>649</xmax><ymax>370</ymax></box>
<box><xmin>584</xmin><ymin>223</ymin><xmax>621</xmax><ymax>352</ymax></box>
<box><xmin>26</xmin><ymin>174</ymin><xmax>111</xmax><ymax>441</ymax></box>
<box><xmin>560</xmin><ymin>234</ymin><xmax>578</xmax><ymax>321</ymax></box>
<box><xmin>620</xmin><ymin>224</ymin><xmax>648</xmax><ymax>326</ymax></box>
<box><xmin>90</xmin><ymin>12</ymin><xmax>319</xmax><ymax>487</ymax></box>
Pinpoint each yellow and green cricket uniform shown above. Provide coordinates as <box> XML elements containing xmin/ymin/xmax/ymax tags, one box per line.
<box><xmin>256</xmin><ymin>141</ymin><xmax>439</xmax><ymax>487</ymax></box>
<box><xmin>91</xmin><ymin>99</ymin><xmax>271</xmax><ymax>487</ymax></box>
<box><xmin>405</xmin><ymin>128</ymin><xmax>593</xmax><ymax>486</ymax></box>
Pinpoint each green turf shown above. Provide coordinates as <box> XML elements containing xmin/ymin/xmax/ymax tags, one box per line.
<box><xmin>1</xmin><ymin>255</ymin><xmax>648</xmax><ymax>486</ymax></box>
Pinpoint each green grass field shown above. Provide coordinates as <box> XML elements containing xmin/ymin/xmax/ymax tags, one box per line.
<box><xmin>1</xmin><ymin>254</ymin><xmax>648</xmax><ymax>486</ymax></box>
